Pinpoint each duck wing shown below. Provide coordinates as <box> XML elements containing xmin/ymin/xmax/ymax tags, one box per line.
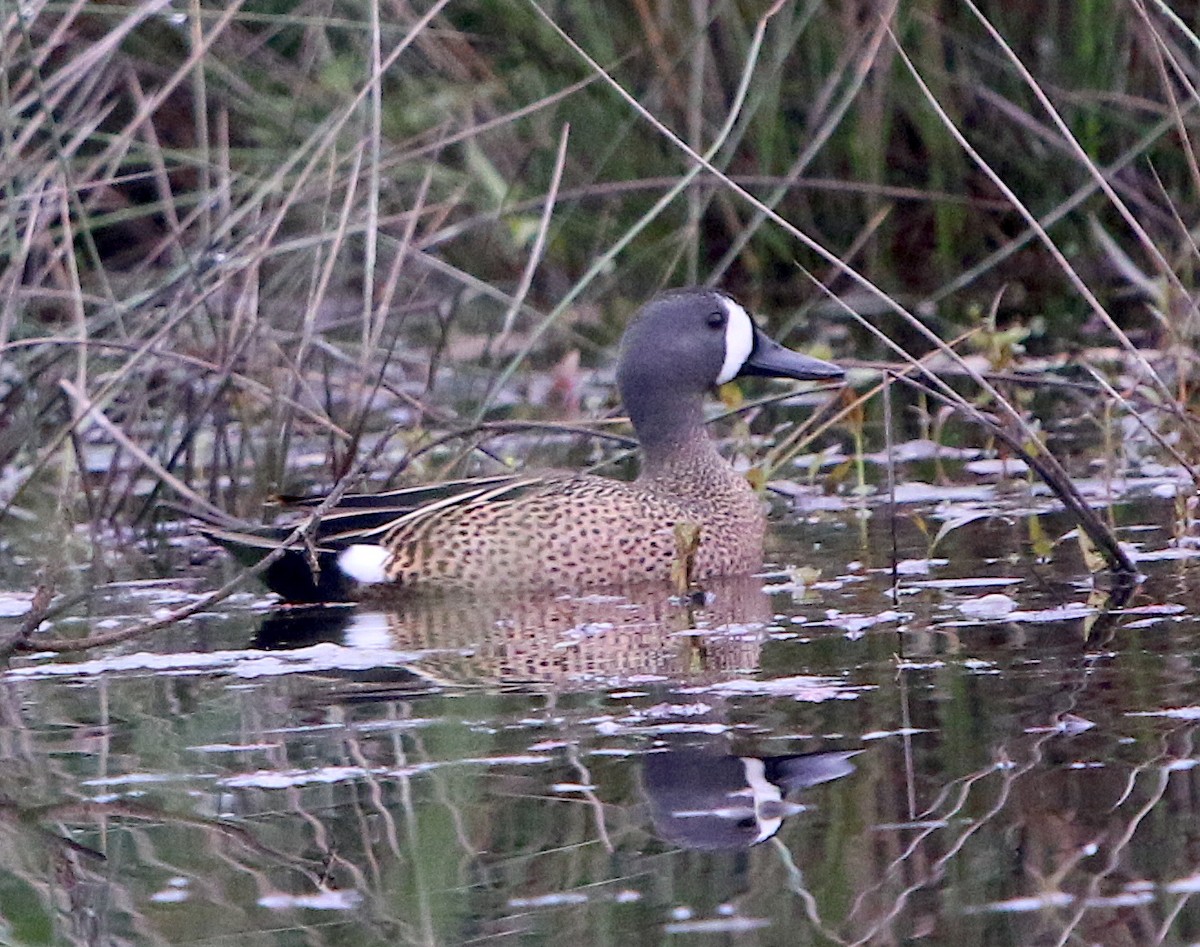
<box><xmin>184</xmin><ymin>473</ymin><xmax>556</xmax><ymax>602</ymax></box>
<box><xmin>275</xmin><ymin>474</ymin><xmax>528</xmax><ymax>537</ymax></box>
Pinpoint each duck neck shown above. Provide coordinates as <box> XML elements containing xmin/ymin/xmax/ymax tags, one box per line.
<box><xmin>629</xmin><ymin>391</ymin><xmax>725</xmax><ymax>478</ymax></box>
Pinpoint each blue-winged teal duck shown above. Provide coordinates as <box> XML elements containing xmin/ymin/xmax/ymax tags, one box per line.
<box><xmin>200</xmin><ymin>288</ymin><xmax>842</xmax><ymax>601</ymax></box>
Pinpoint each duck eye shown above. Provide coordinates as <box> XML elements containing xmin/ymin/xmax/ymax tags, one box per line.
<box><xmin>706</xmin><ymin>310</ymin><xmax>726</xmax><ymax>330</ymax></box>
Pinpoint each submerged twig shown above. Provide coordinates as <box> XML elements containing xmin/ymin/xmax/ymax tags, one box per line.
<box><xmin>0</xmin><ymin>585</ymin><xmax>54</xmax><ymax>656</ymax></box>
<box><xmin>4</xmin><ymin>415</ymin><xmax>409</xmax><ymax>657</ymax></box>
<box><xmin>883</xmin><ymin>373</ymin><xmax>899</xmax><ymax>598</ymax></box>
<box><xmin>892</xmin><ymin>373</ymin><xmax>1139</xmax><ymax>578</ymax></box>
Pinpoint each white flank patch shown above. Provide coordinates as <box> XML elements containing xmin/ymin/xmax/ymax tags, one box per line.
<box><xmin>337</xmin><ymin>544</ymin><xmax>390</xmax><ymax>584</ymax></box>
<box><xmin>343</xmin><ymin>612</ymin><xmax>392</xmax><ymax>649</ymax></box>
<box><xmin>715</xmin><ymin>297</ymin><xmax>755</xmax><ymax>384</ymax></box>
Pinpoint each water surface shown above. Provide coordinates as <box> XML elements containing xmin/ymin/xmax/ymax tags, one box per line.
<box><xmin>3</xmin><ymin>480</ymin><xmax>1200</xmax><ymax>946</ymax></box>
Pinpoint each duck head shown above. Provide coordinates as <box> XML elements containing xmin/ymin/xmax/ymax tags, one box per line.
<box><xmin>616</xmin><ymin>288</ymin><xmax>843</xmax><ymax>455</ymax></box>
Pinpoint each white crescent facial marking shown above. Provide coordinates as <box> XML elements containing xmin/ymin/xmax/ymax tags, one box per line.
<box><xmin>741</xmin><ymin>757</ymin><xmax>785</xmax><ymax>844</ymax></box>
<box><xmin>337</xmin><ymin>544</ymin><xmax>390</xmax><ymax>585</ymax></box>
<box><xmin>715</xmin><ymin>296</ymin><xmax>755</xmax><ymax>385</ymax></box>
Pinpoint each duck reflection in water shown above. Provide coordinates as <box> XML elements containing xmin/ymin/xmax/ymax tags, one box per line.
<box><xmin>250</xmin><ymin>582</ymin><xmax>859</xmax><ymax>853</ymax></box>
<box><xmin>642</xmin><ymin>741</ymin><xmax>860</xmax><ymax>850</ymax></box>
<box><xmin>252</xmin><ymin>574</ymin><xmax>777</xmax><ymax>689</ymax></box>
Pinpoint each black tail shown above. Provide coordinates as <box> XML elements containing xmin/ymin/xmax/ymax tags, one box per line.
<box><xmin>184</xmin><ymin>513</ymin><xmax>358</xmax><ymax>603</ymax></box>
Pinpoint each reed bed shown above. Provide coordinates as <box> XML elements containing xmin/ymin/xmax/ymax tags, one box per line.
<box><xmin>2</xmin><ymin>0</ymin><xmax>1198</xmax><ymax>599</ymax></box>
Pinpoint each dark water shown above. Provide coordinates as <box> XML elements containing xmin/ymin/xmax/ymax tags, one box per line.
<box><xmin>3</xmin><ymin>481</ymin><xmax>1200</xmax><ymax>946</ymax></box>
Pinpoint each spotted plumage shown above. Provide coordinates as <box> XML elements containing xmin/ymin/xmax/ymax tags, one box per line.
<box><xmin>196</xmin><ymin>288</ymin><xmax>842</xmax><ymax>601</ymax></box>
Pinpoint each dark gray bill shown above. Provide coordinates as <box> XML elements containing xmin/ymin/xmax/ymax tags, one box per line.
<box><xmin>738</xmin><ymin>326</ymin><xmax>844</xmax><ymax>381</ymax></box>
